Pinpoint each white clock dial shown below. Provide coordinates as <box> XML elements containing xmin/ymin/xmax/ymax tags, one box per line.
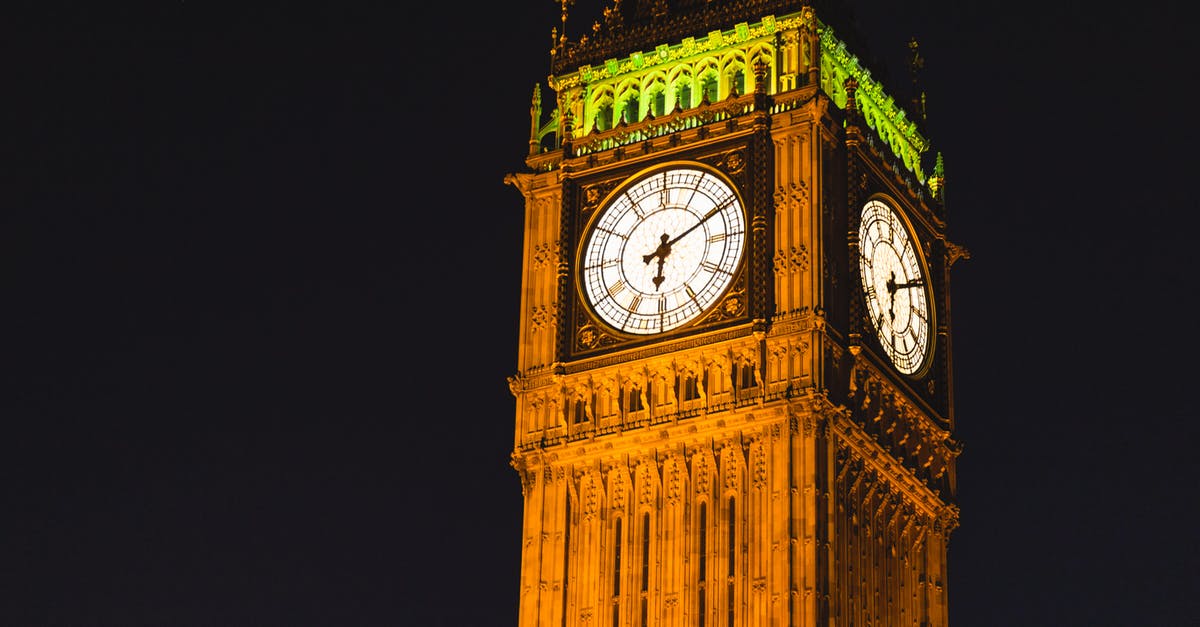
<box><xmin>858</xmin><ymin>199</ymin><xmax>932</xmax><ymax>375</ymax></box>
<box><xmin>580</xmin><ymin>166</ymin><xmax>746</xmax><ymax>335</ymax></box>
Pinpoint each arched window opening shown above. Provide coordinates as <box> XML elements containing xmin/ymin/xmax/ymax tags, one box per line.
<box><xmin>618</xmin><ymin>93</ymin><xmax>639</xmax><ymax>125</ymax></box>
<box><xmin>574</xmin><ymin>396</ymin><xmax>590</xmax><ymax>424</ymax></box>
<box><xmin>701</xmin><ymin>74</ymin><xmax>718</xmax><ymax>104</ymax></box>
<box><xmin>621</xmin><ymin>383</ymin><xmax>645</xmax><ymax>414</ymax></box>
<box><xmin>596</xmin><ymin>102</ymin><xmax>614</xmax><ymax>132</ymax></box>
<box><xmin>732</xmin><ymin>362</ymin><xmax>756</xmax><ymax>392</ymax></box>
<box><xmin>731</xmin><ymin>69</ymin><xmax>746</xmax><ymax>96</ymax></box>
<box><xmin>677</xmin><ymin>82</ymin><xmax>692</xmax><ymax>111</ymax></box>
<box><xmin>652</xmin><ymin>89</ymin><xmax>666</xmax><ymax>117</ymax></box>
<box><xmin>680</xmin><ymin>373</ymin><xmax>700</xmax><ymax>402</ymax></box>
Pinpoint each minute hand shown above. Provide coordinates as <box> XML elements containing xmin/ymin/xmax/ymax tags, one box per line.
<box><xmin>664</xmin><ymin>205</ymin><xmax>722</xmax><ymax>248</ymax></box>
<box><xmin>886</xmin><ymin>275</ymin><xmax>924</xmax><ymax>295</ymax></box>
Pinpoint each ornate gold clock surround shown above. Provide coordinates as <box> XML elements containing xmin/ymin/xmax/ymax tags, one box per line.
<box><xmin>557</xmin><ymin>133</ymin><xmax>773</xmax><ymax>363</ymax></box>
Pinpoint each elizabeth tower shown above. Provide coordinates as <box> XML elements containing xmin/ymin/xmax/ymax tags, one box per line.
<box><xmin>505</xmin><ymin>1</ymin><xmax>964</xmax><ymax>625</ymax></box>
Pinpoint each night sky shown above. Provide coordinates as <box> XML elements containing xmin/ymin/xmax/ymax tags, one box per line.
<box><xmin>7</xmin><ymin>1</ymin><xmax>1199</xmax><ymax>625</ymax></box>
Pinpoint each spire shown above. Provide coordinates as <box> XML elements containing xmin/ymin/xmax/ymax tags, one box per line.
<box><xmin>560</xmin><ymin>0</ymin><xmax>574</xmax><ymax>45</ymax></box>
<box><xmin>529</xmin><ymin>84</ymin><xmax>543</xmax><ymax>156</ymax></box>
<box><xmin>908</xmin><ymin>37</ymin><xmax>927</xmax><ymax>121</ymax></box>
<box><xmin>930</xmin><ymin>151</ymin><xmax>945</xmax><ymax>201</ymax></box>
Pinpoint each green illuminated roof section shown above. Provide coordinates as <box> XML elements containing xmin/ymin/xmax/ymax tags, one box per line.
<box><xmin>550</xmin><ymin>10</ymin><xmax>931</xmax><ymax>184</ymax></box>
<box><xmin>819</xmin><ymin>28</ymin><xmax>929</xmax><ymax>182</ymax></box>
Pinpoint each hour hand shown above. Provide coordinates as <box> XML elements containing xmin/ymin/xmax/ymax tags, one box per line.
<box><xmin>642</xmin><ymin>233</ymin><xmax>672</xmax><ymax>291</ymax></box>
<box><xmin>886</xmin><ymin>272</ymin><xmax>924</xmax><ymax>295</ymax></box>
<box><xmin>643</xmin><ymin>233</ymin><xmax>672</xmax><ymax>264</ymax></box>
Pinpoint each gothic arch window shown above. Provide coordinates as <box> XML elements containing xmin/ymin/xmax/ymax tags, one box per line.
<box><xmin>698</xmin><ymin>68</ymin><xmax>719</xmax><ymax>104</ymax></box>
<box><xmin>745</xmin><ymin>45</ymin><xmax>775</xmax><ymax>91</ymax></box>
<box><xmin>572</xmin><ymin>394</ymin><xmax>591</xmax><ymax>424</ymax></box>
<box><xmin>703</xmin><ymin>359</ymin><xmax>729</xmax><ymax>407</ymax></box>
<box><xmin>676</xmin><ymin>80</ymin><xmax>693</xmax><ymax>110</ymax></box>
<box><xmin>669</xmin><ymin>68</ymin><xmax>694</xmax><ymax>111</ymax></box>
<box><xmin>588</xmin><ymin>85</ymin><xmax>615</xmax><ymax>133</ymax></box>
<box><xmin>642</xmin><ymin>72</ymin><xmax>668</xmax><ymax>117</ymax></box>
<box><xmin>596</xmin><ymin>380</ymin><xmax>618</xmax><ymax>421</ymax></box>
<box><xmin>621</xmin><ymin>378</ymin><xmax>646</xmax><ymax>420</ymax></box>
<box><xmin>717</xmin><ymin>50</ymin><xmax>747</xmax><ymax>98</ymax></box>
<box><xmin>732</xmin><ymin>360</ymin><xmax>757</xmax><ymax>392</ymax></box>
<box><xmin>679</xmin><ymin>371</ymin><xmax>700</xmax><ymax>403</ymax></box>
<box><xmin>615</xmin><ymin>80</ymin><xmax>640</xmax><ymax>125</ymax></box>
<box><xmin>618</xmin><ymin>93</ymin><xmax>639</xmax><ymax>125</ymax></box>
<box><xmin>648</xmin><ymin>370</ymin><xmax>676</xmax><ymax>414</ymax></box>
<box><xmin>650</xmin><ymin>87</ymin><xmax>666</xmax><ymax>117</ymax></box>
<box><xmin>595</xmin><ymin>99</ymin><xmax>614</xmax><ymax>132</ymax></box>
<box><xmin>729</xmin><ymin>67</ymin><xmax>746</xmax><ymax>97</ymax></box>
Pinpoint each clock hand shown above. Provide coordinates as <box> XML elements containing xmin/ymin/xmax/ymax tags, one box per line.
<box><xmin>886</xmin><ymin>271</ymin><xmax>896</xmax><ymax>322</ymax></box>
<box><xmin>663</xmin><ymin>204</ymin><xmax>722</xmax><ymax>249</ymax></box>
<box><xmin>884</xmin><ymin>271</ymin><xmax>924</xmax><ymax>321</ymax></box>
<box><xmin>641</xmin><ymin>203</ymin><xmax>728</xmax><ymax>290</ymax></box>
<box><xmin>885</xmin><ymin>273</ymin><xmax>925</xmax><ymax>294</ymax></box>
<box><xmin>643</xmin><ymin>233</ymin><xmax>672</xmax><ymax>265</ymax></box>
<box><xmin>653</xmin><ymin>257</ymin><xmax>666</xmax><ymax>290</ymax></box>
<box><xmin>641</xmin><ymin>233</ymin><xmax>671</xmax><ymax>291</ymax></box>
<box><xmin>642</xmin><ymin>203</ymin><xmax>724</xmax><ymax>266</ymax></box>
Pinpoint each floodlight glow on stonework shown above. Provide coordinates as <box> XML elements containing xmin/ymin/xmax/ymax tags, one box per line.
<box><xmin>508</xmin><ymin>5</ymin><xmax>963</xmax><ymax>622</ymax></box>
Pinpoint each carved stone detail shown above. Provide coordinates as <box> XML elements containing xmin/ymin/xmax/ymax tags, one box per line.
<box><xmin>774</xmin><ymin>243</ymin><xmax>810</xmax><ymax>274</ymax></box>
<box><xmin>751</xmin><ymin>438</ymin><xmax>768</xmax><ymax>489</ymax></box>
<box><xmin>532</xmin><ymin>240</ymin><xmax>562</xmax><ymax>269</ymax></box>
<box><xmin>664</xmin><ymin>454</ymin><xmax>685</xmax><ymax>506</ymax></box>
<box><xmin>530</xmin><ymin>303</ymin><xmax>557</xmax><ymax>333</ymax></box>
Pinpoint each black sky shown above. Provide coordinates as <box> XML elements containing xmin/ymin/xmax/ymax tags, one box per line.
<box><xmin>6</xmin><ymin>1</ymin><xmax>1199</xmax><ymax>625</ymax></box>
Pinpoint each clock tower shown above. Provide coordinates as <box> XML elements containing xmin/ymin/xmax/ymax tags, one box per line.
<box><xmin>505</xmin><ymin>1</ymin><xmax>964</xmax><ymax>625</ymax></box>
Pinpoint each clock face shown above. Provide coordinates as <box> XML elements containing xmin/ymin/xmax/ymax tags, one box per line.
<box><xmin>579</xmin><ymin>166</ymin><xmax>746</xmax><ymax>335</ymax></box>
<box><xmin>858</xmin><ymin>199</ymin><xmax>932</xmax><ymax>375</ymax></box>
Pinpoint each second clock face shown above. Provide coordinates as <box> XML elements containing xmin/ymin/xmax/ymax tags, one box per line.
<box><xmin>858</xmin><ymin>199</ymin><xmax>932</xmax><ymax>375</ymax></box>
<box><xmin>580</xmin><ymin>166</ymin><xmax>746</xmax><ymax>335</ymax></box>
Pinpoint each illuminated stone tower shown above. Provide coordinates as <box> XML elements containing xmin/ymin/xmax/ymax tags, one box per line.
<box><xmin>506</xmin><ymin>1</ymin><xmax>965</xmax><ymax>625</ymax></box>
